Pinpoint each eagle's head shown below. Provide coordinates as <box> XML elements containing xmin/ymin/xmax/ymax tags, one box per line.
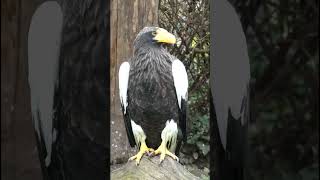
<box><xmin>133</xmin><ymin>27</ymin><xmax>176</xmax><ymax>52</ymax></box>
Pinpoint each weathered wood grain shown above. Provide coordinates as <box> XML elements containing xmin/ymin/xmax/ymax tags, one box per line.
<box><xmin>111</xmin><ymin>156</ymin><xmax>201</xmax><ymax>180</ymax></box>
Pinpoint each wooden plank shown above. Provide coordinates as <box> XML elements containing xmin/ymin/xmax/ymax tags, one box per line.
<box><xmin>111</xmin><ymin>156</ymin><xmax>201</xmax><ymax>180</ymax></box>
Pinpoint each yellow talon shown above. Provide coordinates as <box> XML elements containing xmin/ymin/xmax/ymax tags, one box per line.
<box><xmin>128</xmin><ymin>142</ymin><xmax>154</xmax><ymax>165</ymax></box>
<box><xmin>153</xmin><ymin>141</ymin><xmax>179</xmax><ymax>163</ymax></box>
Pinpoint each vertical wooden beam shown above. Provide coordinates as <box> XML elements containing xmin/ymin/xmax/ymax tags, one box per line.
<box><xmin>110</xmin><ymin>0</ymin><xmax>159</xmax><ymax>163</ymax></box>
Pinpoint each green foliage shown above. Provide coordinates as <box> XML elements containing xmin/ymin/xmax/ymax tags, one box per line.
<box><xmin>187</xmin><ymin>114</ymin><xmax>210</xmax><ymax>156</ymax></box>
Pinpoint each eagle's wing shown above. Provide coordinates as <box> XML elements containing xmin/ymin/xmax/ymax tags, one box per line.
<box><xmin>28</xmin><ymin>2</ymin><xmax>63</xmax><ymax>167</ymax></box>
<box><xmin>172</xmin><ymin>59</ymin><xmax>188</xmax><ymax>141</ymax></box>
<box><xmin>119</xmin><ymin>61</ymin><xmax>136</xmax><ymax>146</ymax></box>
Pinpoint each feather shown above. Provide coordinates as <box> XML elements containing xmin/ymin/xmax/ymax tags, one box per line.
<box><xmin>119</xmin><ymin>62</ymin><xmax>130</xmax><ymax>114</ymax></box>
<box><xmin>172</xmin><ymin>59</ymin><xmax>188</xmax><ymax>109</ymax></box>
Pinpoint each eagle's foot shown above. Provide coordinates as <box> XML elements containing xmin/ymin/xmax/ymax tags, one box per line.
<box><xmin>152</xmin><ymin>142</ymin><xmax>179</xmax><ymax>163</ymax></box>
<box><xmin>128</xmin><ymin>142</ymin><xmax>154</xmax><ymax>165</ymax></box>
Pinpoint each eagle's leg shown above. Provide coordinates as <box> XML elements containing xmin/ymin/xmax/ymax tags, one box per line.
<box><xmin>128</xmin><ymin>141</ymin><xmax>154</xmax><ymax>165</ymax></box>
<box><xmin>129</xmin><ymin>120</ymin><xmax>154</xmax><ymax>165</ymax></box>
<box><xmin>152</xmin><ymin>119</ymin><xmax>179</xmax><ymax>163</ymax></box>
<box><xmin>153</xmin><ymin>141</ymin><xmax>179</xmax><ymax>163</ymax></box>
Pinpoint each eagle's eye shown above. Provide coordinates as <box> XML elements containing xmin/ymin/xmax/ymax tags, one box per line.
<box><xmin>151</xmin><ymin>31</ymin><xmax>157</xmax><ymax>36</ymax></box>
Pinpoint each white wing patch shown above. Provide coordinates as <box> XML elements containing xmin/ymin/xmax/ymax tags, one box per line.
<box><xmin>119</xmin><ymin>62</ymin><xmax>130</xmax><ymax>114</ymax></box>
<box><xmin>131</xmin><ymin>120</ymin><xmax>146</xmax><ymax>146</ymax></box>
<box><xmin>161</xmin><ymin>119</ymin><xmax>178</xmax><ymax>152</ymax></box>
<box><xmin>172</xmin><ymin>60</ymin><xmax>188</xmax><ymax>109</ymax></box>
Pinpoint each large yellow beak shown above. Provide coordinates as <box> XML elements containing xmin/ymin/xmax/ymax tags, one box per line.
<box><xmin>153</xmin><ymin>28</ymin><xmax>176</xmax><ymax>44</ymax></box>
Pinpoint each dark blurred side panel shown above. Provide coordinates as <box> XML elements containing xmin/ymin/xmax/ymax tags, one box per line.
<box><xmin>50</xmin><ymin>0</ymin><xmax>110</xmax><ymax>179</ymax></box>
<box><xmin>1</xmin><ymin>0</ymin><xmax>111</xmax><ymax>180</ymax></box>
<box><xmin>1</xmin><ymin>0</ymin><xmax>42</xmax><ymax>179</ymax></box>
<box><xmin>210</xmin><ymin>0</ymin><xmax>319</xmax><ymax>179</ymax></box>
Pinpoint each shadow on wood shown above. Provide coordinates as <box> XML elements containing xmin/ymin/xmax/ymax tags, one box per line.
<box><xmin>111</xmin><ymin>156</ymin><xmax>201</xmax><ymax>180</ymax></box>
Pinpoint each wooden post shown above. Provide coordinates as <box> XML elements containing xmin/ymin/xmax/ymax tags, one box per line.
<box><xmin>111</xmin><ymin>157</ymin><xmax>201</xmax><ymax>180</ymax></box>
<box><xmin>110</xmin><ymin>0</ymin><xmax>159</xmax><ymax>163</ymax></box>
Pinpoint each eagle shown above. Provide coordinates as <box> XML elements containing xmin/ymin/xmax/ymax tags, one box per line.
<box><xmin>118</xmin><ymin>27</ymin><xmax>188</xmax><ymax>165</ymax></box>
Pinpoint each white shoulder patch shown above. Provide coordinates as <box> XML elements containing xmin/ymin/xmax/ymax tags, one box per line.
<box><xmin>172</xmin><ymin>59</ymin><xmax>188</xmax><ymax>109</ymax></box>
<box><xmin>119</xmin><ymin>62</ymin><xmax>130</xmax><ymax>114</ymax></box>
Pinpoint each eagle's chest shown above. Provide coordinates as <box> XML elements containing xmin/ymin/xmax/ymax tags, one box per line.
<box><xmin>126</xmin><ymin>57</ymin><xmax>181</xmax><ymax>149</ymax></box>
<box><xmin>127</xmin><ymin>60</ymin><xmax>179</xmax><ymax>117</ymax></box>
<box><xmin>129</xmin><ymin>61</ymin><xmax>174</xmax><ymax>98</ymax></box>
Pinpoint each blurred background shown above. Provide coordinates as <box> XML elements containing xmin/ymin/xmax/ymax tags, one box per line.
<box><xmin>231</xmin><ymin>0</ymin><xmax>319</xmax><ymax>179</ymax></box>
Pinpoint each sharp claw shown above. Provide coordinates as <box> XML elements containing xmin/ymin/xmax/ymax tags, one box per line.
<box><xmin>128</xmin><ymin>143</ymin><xmax>154</xmax><ymax>165</ymax></box>
<box><xmin>159</xmin><ymin>159</ymin><xmax>163</xmax><ymax>164</ymax></box>
<box><xmin>148</xmin><ymin>149</ymin><xmax>154</xmax><ymax>156</ymax></box>
<box><xmin>150</xmin><ymin>151</ymin><xmax>156</xmax><ymax>157</ymax></box>
<box><xmin>153</xmin><ymin>143</ymin><xmax>180</xmax><ymax>163</ymax></box>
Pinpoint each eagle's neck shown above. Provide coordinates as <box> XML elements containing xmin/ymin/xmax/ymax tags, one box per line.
<box><xmin>131</xmin><ymin>46</ymin><xmax>173</xmax><ymax>69</ymax></box>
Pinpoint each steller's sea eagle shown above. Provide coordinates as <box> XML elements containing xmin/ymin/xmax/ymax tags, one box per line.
<box><xmin>119</xmin><ymin>27</ymin><xmax>188</xmax><ymax>165</ymax></box>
